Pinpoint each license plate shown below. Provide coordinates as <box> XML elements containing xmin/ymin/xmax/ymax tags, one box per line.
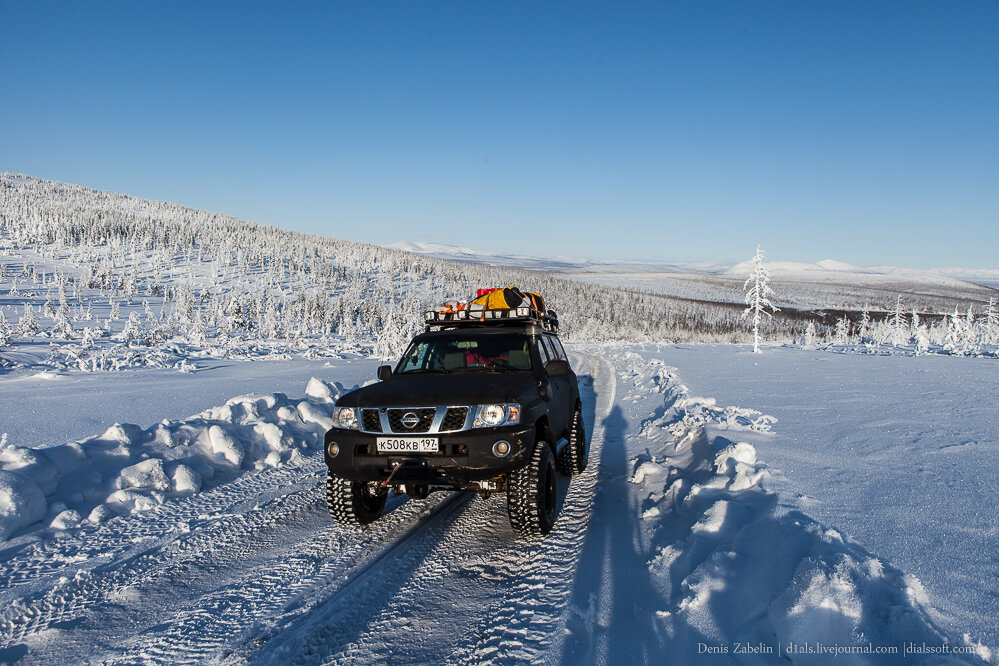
<box><xmin>376</xmin><ymin>437</ymin><xmax>439</xmax><ymax>454</ymax></box>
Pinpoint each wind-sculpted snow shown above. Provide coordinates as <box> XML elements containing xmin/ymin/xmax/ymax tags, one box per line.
<box><xmin>600</xmin><ymin>349</ymin><xmax>989</xmax><ymax>663</ymax></box>
<box><xmin>0</xmin><ymin>377</ymin><xmax>340</xmax><ymax>542</ymax></box>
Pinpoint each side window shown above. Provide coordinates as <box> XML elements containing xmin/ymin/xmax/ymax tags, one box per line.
<box><xmin>550</xmin><ymin>337</ymin><xmax>567</xmax><ymax>361</ymax></box>
<box><xmin>537</xmin><ymin>337</ymin><xmax>553</xmax><ymax>364</ymax></box>
<box><xmin>398</xmin><ymin>342</ymin><xmax>430</xmax><ymax>372</ymax></box>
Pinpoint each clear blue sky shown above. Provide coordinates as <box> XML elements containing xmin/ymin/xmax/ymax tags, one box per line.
<box><xmin>3</xmin><ymin>2</ymin><xmax>997</xmax><ymax>268</ymax></box>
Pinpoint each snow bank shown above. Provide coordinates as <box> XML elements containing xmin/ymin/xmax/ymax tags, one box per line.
<box><xmin>621</xmin><ymin>352</ymin><xmax>981</xmax><ymax>662</ymax></box>
<box><xmin>0</xmin><ymin>470</ymin><xmax>47</xmax><ymax>540</ymax></box>
<box><xmin>0</xmin><ymin>377</ymin><xmax>340</xmax><ymax>542</ymax></box>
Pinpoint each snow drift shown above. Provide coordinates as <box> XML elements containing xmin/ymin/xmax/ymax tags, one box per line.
<box><xmin>0</xmin><ymin>377</ymin><xmax>341</xmax><ymax>542</ymax></box>
<box><xmin>614</xmin><ymin>352</ymin><xmax>990</xmax><ymax>663</ymax></box>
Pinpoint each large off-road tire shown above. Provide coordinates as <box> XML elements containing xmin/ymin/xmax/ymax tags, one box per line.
<box><xmin>326</xmin><ymin>473</ymin><xmax>387</xmax><ymax>527</ymax></box>
<box><xmin>507</xmin><ymin>442</ymin><xmax>557</xmax><ymax>537</ymax></box>
<box><xmin>557</xmin><ymin>406</ymin><xmax>587</xmax><ymax>476</ymax></box>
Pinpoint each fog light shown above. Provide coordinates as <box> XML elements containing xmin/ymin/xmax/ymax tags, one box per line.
<box><xmin>327</xmin><ymin>441</ymin><xmax>340</xmax><ymax>458</ymax></box>
<box><xmin>492</xmin><ymin>440</ymin><xmax>511</xmax><ymax>457</ymax></box>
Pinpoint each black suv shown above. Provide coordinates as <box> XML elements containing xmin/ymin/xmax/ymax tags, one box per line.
<box><xmin>323</xmin><ymin>304</ymin><xmax>586</xmax><ymax>537</ymax></box>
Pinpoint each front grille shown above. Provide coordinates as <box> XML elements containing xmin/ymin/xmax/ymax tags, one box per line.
<box><xmin>387</xmin><ymin>408</ymin><xmax>436</xmax><ymax>433</ymax></box>
<box><xmin>361</xmin><ymin>409</ymin><xmax>382</xmax><ymax>432</ymax></box>
<box><xmin>441</xmin><ymin>407</ymin><xmax>469</xmax><ymax>431</ymax></box>
<box><xmin>357</xmin><ymin>405</ymin><xmax>474</xmax><ymax>434</ymax></box>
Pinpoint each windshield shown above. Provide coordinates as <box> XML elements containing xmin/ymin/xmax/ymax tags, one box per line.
<box><xmin>396</xmin><ymin>334</ymin><xmax>533</xmax><ymax>373</ymax></box>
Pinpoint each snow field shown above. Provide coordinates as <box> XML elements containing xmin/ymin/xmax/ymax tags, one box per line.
<box><xmin>593</xmin><ymin>348</ymin><xmax>987</xmax><ymax>663</ymax></box>
<box><xmin>0</xmin><ymin>348</ymin><xmax>993</xmax><ymax>663</ymax></box>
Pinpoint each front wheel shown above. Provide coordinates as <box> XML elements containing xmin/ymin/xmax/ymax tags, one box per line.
<box><xmin>507</xmin><ymin>442</ymin><xmax>558</xmax><ymax>537</ymax></box>
<box><xmin>557</xmin><ymin>406</ymin><xmax>587</xmax><ymax>476</ymax></box>
<box><xmin>326</xmin><ymin>473</ymin><xmax>387</xmax><ymax>527</ymax></box>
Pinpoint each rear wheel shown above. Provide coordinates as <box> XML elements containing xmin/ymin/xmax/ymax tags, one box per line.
<box><xmin>507</xmin><ymin>442</ymin><xmax>557</xmax><ymax>537</ymax></box>
<box><xmin>557</xmin><ymin>406</ymin><xmax>587</xmax><ymax>476</ymax></box>
<box><xmin>326</xmin><ymin>473</ymin><xmax>387</xmax><ymax>526</ymax></box>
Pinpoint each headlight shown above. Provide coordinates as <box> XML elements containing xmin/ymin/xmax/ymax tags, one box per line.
<box><xmin>334</xmin><ymin>407</ymin><xmax>358</xmax><ymax>430</ymax></box>
<box><xmin>473</xmin><ymin>403</ymin><xmax>520</xmax><ymax>428</ymax></box>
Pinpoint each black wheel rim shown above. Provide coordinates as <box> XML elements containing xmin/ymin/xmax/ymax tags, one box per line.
<box><xmin>358</xmin><ymin>481</ymin><xmax>384</xmax><ymax>513</ymax></box>
<box><xmin>543</xmin><ymin>461</ymin><xmax>556</xmax><ymax>522</ymax></box>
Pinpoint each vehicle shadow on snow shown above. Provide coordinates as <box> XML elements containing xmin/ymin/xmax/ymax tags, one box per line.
<box><xmin>559</xmin><ymin>405</ymin><xmax>716</xmax><ymax>664</ymax></box>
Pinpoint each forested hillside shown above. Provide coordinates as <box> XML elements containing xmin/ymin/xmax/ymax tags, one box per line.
<box><xmin>1</xmin><ymin>174</ymin><xmax>810</xmax><ymax>370</ymax></box>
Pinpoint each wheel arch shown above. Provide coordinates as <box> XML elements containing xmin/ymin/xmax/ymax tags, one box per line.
<box><xmin>535</xmin><ymin>417</ymin><xmax>557</xmax><ymax>455</ymax></box>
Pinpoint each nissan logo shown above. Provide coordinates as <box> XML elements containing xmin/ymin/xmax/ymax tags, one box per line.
<box><xmin>400</xmin><ymin>412</ymin><xmax>420</xmax><ymax>428</ymax></box>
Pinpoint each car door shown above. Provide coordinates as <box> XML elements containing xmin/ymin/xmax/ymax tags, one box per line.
<box><xmin>540</xmin><ymin>335</ymin><xmax>570</xmax><ymax>438</ymax></box>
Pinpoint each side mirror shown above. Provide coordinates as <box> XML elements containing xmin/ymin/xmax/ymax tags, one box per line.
<box><xmin>546</xmin><ymin>360</ymin><xmax>569</xmax><ymax>377</ymax></box>
<box><xmin>377</xmin><ymin>365</ymin><xmax>393</xmax><ymax>381</ymax></box>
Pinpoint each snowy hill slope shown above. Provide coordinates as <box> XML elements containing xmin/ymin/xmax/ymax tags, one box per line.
<box><xmin>0</xmin><ymin>173</ymin><xmax>811</xmax><ymax>379</ymax></box>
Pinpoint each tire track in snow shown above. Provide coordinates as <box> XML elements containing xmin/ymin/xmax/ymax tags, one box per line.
<box><xmin>240</xmin><ymin>353</ymin><xmax>614</xmax><ymax>665</ymax></box>
<box><xmin>442</xmin><ymin>352</ymin><xmax>615</xmax><ymax>665</ymax></box>
<box><xmin>0</xmin><ymin>460</ymin><xmax>468</xmax><ymax>663</ymax></box>
<box><xmin>123</xmin><ymin>491</ymin><xmax>470</xmax><ymax>665</ymax></box>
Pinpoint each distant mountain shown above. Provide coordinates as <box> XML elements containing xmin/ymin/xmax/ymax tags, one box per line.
<box><xmin>383</xmin><ymin>241</ymin><xmax>730</xmax><ymax>274</ymax></box>
<box><xmin>384</xmin><ymin>241</ymin><xmax>595</xmax><ymax>272</ymax></box>
<box><xmin>387</xmin><ymin>239</ymin><xmax>997</xmax><ymax>312</ymax></box>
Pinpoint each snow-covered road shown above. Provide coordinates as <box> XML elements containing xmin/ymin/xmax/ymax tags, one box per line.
<box><xmin>0</xmin><ymin>349</ymin><xmax>992</xmax><ymax>664</ymax></box>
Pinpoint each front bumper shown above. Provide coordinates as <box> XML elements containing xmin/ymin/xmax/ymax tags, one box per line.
<box><xmin>324</xmin><ymin>423</ymin><xmax>536</xmax><ymax>487</ymax></box>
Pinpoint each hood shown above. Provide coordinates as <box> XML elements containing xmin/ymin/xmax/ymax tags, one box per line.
<box><xmin>338</xmin><ymin>372</ymin><xmax>536</xmax><ymax>408</ymax></box>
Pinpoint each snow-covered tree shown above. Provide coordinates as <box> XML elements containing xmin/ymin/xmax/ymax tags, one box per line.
<box><xmin>834</xmin><ymin>316</ymin><xmax>850</xmax><ymax>345</ymax></box>
<box><xmin>984</xmin><ymin>297</ymin><xmax>998</xmax><ymax>346</ymax></box>
<box><xmin>890</xmin><ymin>295</ymin><xmax>909</xmax><ymax>347</ymax></box>
<box><xmin>0</xmin><ymin>309</ymin><xmax>11</xmax><ymax>347</ymax></box>
<box><xmin>52</xmin><ymin>309</ymin><xmax>74</xmax><ymax>339</ymax></box>
<box><xmin>742</xmin><ymin>245</ymin><xmax>779</xmax><ymax>353</ymax></box>
<box><xmin>944</xmin><ymin>306</ymin><xmax>969</xmax><ymax>355</ymax></box>
<box><xmin>17</xmin><ymin>303</ymin><xmax>39</xmax><ymax>335</ymax></box>
<box><xmin>914</xmin><ymin>325</ymin><xmax>930</xmax><ymax>356</ymax></box>
<box><xmin>803</xmin><ymin>321</ymin><xmax>817</xmax><ymax>347</ymax></box>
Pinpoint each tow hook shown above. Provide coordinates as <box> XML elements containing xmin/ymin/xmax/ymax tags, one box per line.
<box><xmin>381</xmin><ymin>458</ymin><xmax>428</xmax><ymax>487</ymax></box>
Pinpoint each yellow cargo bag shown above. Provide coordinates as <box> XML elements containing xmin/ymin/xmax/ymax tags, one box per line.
<box><xmin>468</xmin><ymin>287</ymin><xmax>547</xmax><ymax>316</ymax></box>
<box><xmin>469</xmin><ymin>287</ymin><xmax>526</xmax><ymax>312</ymax></box>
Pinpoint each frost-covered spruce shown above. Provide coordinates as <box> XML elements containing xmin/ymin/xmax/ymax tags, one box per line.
<box><xmin>742</xmin><ymin>245</ymin><xmax>779</xmax><ymax>353</ymax></box>
<box><xmin>0</xmin><ymin>309</ymin><xmax>11</xmax><ymax>347</ymax></box>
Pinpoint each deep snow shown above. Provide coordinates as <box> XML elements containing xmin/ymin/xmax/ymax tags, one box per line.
<box><xmin>0</xmin><ymin>347</ymin><xmax>994</xmax><ymax>664</ymax></box>
<box><xmin>637</xmin><ymin>344</ymin><xmax>999</xmax><ymax>654</ymax></box>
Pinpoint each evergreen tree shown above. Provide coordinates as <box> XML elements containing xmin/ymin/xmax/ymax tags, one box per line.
<box><xmin>742</xmin><ymin>245</ymin><xmax>779</xmax><ymax>353</ymax></box>
<box><xmin>18</xmin><ymin>303</ymin><xmax>39</xmax><ymax>335</ymax></box>
<box><xmin>0</xmin><ymin>309</ymin><xmax>11</xmax><ymax>347</ymax></box>
<box><xmin>890</xmin><ymin>295</ymin><xmax>909</xmax><ymax>347</ymax></box>
<box><xmin>803</xmin><ymin>321</ymin><xmax>817</xmax><ymax>347</ymax></box>
<box><xmin>834</xmin><ymin>317</ymin><xmax>850</xmax><ymax>345</ymax></box>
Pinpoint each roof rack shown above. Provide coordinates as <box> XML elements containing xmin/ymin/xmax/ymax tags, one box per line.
<box><xmin>424</xmin><ymin>305</ymin><xmax>559</xmax><ymax>333</ymax></box>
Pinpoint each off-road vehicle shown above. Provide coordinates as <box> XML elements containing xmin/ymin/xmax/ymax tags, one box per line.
<box><xmin>323</xmin><ymin>288</ymin><xmax>587</xmax><ymax>537</ymax></box>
